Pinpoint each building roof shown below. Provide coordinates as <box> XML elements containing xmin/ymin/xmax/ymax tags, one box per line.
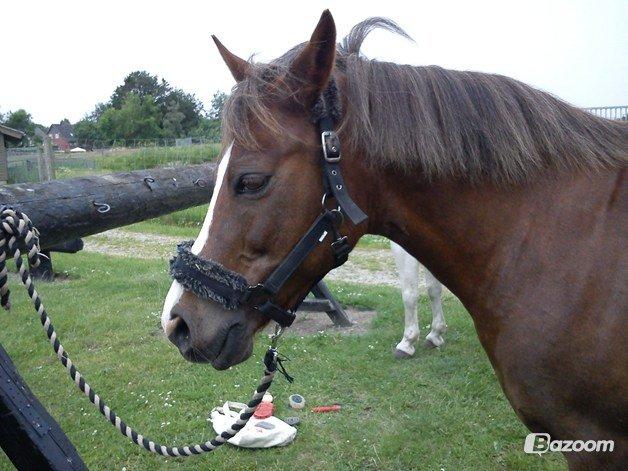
<box><xmin>0</xmin><ymin>124</ymin><xmax>24</xmax><ymax>144</ymax></box>
<box><xmin>48</xmin><ymin>121</ymin><xmax>74</xmax><ymax>140</ymax></box>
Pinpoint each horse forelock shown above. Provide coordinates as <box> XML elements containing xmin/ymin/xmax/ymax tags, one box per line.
<box><xmin>221</xmin><ymin>17</ymin><xmax>628</xmax><ymax>184</ymax></box>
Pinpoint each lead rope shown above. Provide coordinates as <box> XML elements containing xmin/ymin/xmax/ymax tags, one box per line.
<box><xmin>0</xmin><ymin>206</ymin><xmax>280</xmax><ymax>457</ymax></box>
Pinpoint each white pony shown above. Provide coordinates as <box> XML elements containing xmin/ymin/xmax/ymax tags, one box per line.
<box><xmin>391</xmin><ymin>241</ymin><xmax>447</xmax><ymax>358</ymax></box>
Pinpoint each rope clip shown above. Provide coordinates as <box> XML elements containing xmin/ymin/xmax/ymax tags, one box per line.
<box><xmin>269</xmin><ymin>323</ymin><xmax>284</xmax><ymax>349</ymax></box>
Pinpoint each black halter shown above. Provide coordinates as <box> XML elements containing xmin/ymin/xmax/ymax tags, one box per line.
<box><xmin>170</xmin><ymin>102</ymin><xmax>367</xmax><ymax>328</ymax></box>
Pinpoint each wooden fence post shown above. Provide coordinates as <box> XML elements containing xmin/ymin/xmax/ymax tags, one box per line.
<box><xmin>42</xmin><ymin>137</ymin><xmax>55</xmax><ymax>181</ymax></box>
<box><xmin>33</xmin><ymin>139</ymin><xmax>56</xmax><ymax>280</ymax></box>
<box><xmin>36</xmin><ymin>146</ymin><xmax>46</xmax><ymax>182</ymax></box>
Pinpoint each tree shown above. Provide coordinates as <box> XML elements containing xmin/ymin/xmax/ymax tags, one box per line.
<box><xmin>98</xmin><ymin>93</ymin><xmax>163</xmax><ymax>141</ymax></box>
<box><xmin>4</xmin><ymin>109</ymin><xmax>35</xmax><ymax>135</ymax></box>
<box><xmin>164</xmin><ymin>88</ymin><xmax>203</xmax><ymax>134</ymax></box>
<box><xmin>88</xmin><ymin>103</ymin><xmax>109</xmax><ymax>121</ymax></box>
<box><xmin>190</xmin><ymin>117</ymin><xmax>221</xmax><ymax>142</ymax></box>
<box><xmin>162</xmin><ymin>102</ymin><xmax>186</xmax><ymax>138</ymax></box>
<box><xmin>74</xmin><ymin>118</ymin><xmax>100</xmax><ymax>143</ymax></box>
<box><xmin>110</xmin><ymin>71</ymin><xmax>170</xmax><ymax>110</ymax></box>
<box><xmin>188</xmin><ymin>91</ymin><xmax>227</xmax><ymax>142</ymax></box>
<box><xmin>73</xmin><ymin>71</ymin><xmax>209</xmax><ymax>142</ymax></box>
<box><xmin>74</xmin><ymin>105</ymin><xmax>108</xmax><ymax>144</ymax></box>
<box><xmin>109</xmin><ymin>71</ymin><xmax>204</xmax><ymax>137</ymax></box>
<box><xmin>208</xmin><ymin>91</ymin><xmax>228</xmax><ymax>120</ymax></box>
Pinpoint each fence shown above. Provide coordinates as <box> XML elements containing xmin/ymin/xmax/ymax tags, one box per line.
<box><xmin>6</xmin><ymin>141</ymin><xmax>220</xmax><ymax>184</ymax></box>
<box><xmin>71</xmin><ymin>137</ymin><xmax>215</xmax><ymax>151</ymax></box>
<box><xmin>583</xmin><ymin>106</ymin><xmax>628</xmax><ymax>120</ymax></box>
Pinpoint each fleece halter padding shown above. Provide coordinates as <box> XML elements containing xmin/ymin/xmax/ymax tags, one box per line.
<box><xmin>170</xmin><ymin>241</ymin><xmax>248</xmax><ymax>310</ymax></box>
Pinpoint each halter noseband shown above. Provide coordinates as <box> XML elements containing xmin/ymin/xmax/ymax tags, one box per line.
<box><xmin>169</xmin><ymin>95</ymin><xmax>367</xmax><ymax>328</ymax></box>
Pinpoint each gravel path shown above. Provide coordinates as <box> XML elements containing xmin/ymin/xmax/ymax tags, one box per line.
<box><xmin>84</xmin><ymin>229</ymin><xmax>436</xmax><ymax>291</ymax></box>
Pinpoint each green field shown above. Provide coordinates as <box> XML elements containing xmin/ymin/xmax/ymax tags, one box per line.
<box><xmin>0</xmin><ymin>235</ymin><xmax>565</xmax><ymax>470</ymax></box>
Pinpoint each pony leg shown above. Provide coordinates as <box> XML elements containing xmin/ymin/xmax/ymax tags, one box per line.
<box><xmin>424</xmin><ymin>269</ymin><xmax>446</xmax><ymax>348</ymax></box>
<box><xmin>391</xmin><ymin>242</ymin><xmax>420</xmax><ymax>358</ymax></box>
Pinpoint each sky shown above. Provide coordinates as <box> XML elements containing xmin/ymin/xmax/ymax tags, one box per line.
<box><xmin>1</xmin><ymin>0</ymin><xmax>626</xmax><ymax>125</ymax></box>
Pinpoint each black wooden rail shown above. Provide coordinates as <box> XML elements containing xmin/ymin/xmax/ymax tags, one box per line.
<box><xmin>0</xmin><ymin>344</ymin><xmax>87</xmax><ymax>470</ymax></box>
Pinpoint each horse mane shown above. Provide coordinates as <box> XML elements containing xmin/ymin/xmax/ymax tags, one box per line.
<box><xmin>222</xmin><ymin>18</ymin><xmax>627</xmax><ymax>184</ymax></box>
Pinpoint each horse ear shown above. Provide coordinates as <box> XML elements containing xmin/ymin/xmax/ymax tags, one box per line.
<box><xmin>288</xmin><ymin>10</ymin><xmax>337</xmax><ymax>106</ymax></box>
<box><xmin>212</xmin><ymin>35</ymin><xmax>250</xmax><ymax>82</ymax></box>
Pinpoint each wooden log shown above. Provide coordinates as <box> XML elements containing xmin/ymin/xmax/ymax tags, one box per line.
<box><xmin>0</xmin><ymin>163</ymin><xmax>216</xmax><ymax>249</ymax></box>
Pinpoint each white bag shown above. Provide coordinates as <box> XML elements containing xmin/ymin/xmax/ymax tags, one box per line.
<box><xmin>210</xmin><ymin>401</ymin><xmax>297</xmax><ymax>448</ymax></box>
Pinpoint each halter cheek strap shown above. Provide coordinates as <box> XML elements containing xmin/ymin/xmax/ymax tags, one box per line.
<box><xmin>319</xmin><ymin>115</ymin><xmax>367</xmax><ymax>226</ymax></box>
<box><xmin>169</xmin><ymin>93</ymin><xmax>367</xmax><ymax>328</ymax></box>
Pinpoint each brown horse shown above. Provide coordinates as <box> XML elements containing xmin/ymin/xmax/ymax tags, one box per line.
<box><xmin>161</xmin><ymin>11</ymin><xmax>627</xmax><ymax>469</ymax></box>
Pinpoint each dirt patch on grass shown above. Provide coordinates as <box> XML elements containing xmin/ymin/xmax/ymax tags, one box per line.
<box><xmin>84</xmin><ymin>229</ymin><xmax>179</xmax><ymax>260</ymax></box>
<box><xmin>84</xmin><ymin>229</ymin><xmax>402</xmax><ymax>287</ymax></box>
<box><xmin>264</xmin><ymin>308</ymin><xmax>377</xmax><ymax>336</ymax></box>
<box><xmin>83</xmin><ymin>228</ymin><xmax>451</xmax><ymax>295</ymax></box>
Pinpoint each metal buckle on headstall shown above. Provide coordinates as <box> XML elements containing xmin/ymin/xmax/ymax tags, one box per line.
<box><xmin>321</xmin><ymin>131</ymin><xmax>341</xmax><ymax>162</ymax></box>
<box><xmin>242</xmin><ymin>283</ymin><xmax>273</xmax><ymax>305</ymax></box>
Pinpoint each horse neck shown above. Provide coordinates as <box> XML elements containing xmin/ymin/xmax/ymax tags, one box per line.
<box><xmin>362</xmin><ymin>165</ymin><xmax>624</xmax><ymax>318</ymax></box>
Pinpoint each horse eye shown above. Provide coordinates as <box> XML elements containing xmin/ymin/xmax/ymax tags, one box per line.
<box><xmin>236</xmin><ymin>174</ymin><xmax>270</xmax><ymax>194</ymax></box>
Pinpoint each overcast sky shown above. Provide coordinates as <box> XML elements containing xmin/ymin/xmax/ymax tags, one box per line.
<box><xmin>1</xmin><ymin>0</ymin><xmax>626</xmax><ymax>125</ymax></box>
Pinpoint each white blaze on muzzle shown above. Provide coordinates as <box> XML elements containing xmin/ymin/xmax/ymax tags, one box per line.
<box><xmin>161</xmin><ymin>144</ymin><xmax>233</xmax><ymax>333</ymax></box>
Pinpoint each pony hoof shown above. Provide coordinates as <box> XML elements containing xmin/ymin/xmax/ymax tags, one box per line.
<box><xmin>393</xmin><ymin>348</ymin><xmax>413</xmax><ymax>359</ymax></box>
<box><xmin>425</xmin><ymin>334</ymin><xmax>444</xmax><ymax>348</ymax></box>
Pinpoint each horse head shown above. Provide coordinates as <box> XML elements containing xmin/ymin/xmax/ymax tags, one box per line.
<box><xmin>161</xmin><ymin>11</ymin><xmax>370</xmax><ymax>369</ymax></box>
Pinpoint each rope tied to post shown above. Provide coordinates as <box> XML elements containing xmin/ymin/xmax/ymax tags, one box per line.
<box><xmin>0</xmin><ymin>206</ymin><xmax>280</xmax><ymax>457</ymax></box>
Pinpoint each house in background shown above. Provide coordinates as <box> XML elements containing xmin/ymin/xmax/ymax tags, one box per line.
<box><xmin>47</xmin><ymin>121</ymin><xmax>75</xmax><ymax>151</ymax></box>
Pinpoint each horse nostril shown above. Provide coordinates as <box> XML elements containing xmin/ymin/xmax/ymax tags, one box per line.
<box><xmin>167</xmin><ymin>315</ymin><xmax>191</xmax><ymax>349</ymax></box>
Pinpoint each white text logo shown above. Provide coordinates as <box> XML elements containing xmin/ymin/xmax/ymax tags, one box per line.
<box><xmin>524</xmin><ymin>433</ymin><xmax>614</xmax><ymax>455</ymax></box>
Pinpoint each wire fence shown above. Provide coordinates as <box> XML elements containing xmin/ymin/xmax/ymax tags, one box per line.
<box><xmin>69</xmin><ymin>136</ymin><xmax>216</xmax><ymax>151</ymax></box>
<box><xmin>6</xmin><ymin>141</ymin><xmax>221</xmax><ymax>184</ymax></box>
<box><xmin>7</xmin><ymin>151</ymin><xmax>96</xmax><ymax>183</ymax></box>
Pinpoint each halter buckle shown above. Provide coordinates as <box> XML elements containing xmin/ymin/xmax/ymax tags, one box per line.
<box><xmin>242</xmin><ymin>283</ymin><xmax>273</xmax><ymax>305</ymax></box>
<box><xmin>321</xmin><ymin>131</ymin><xmax>341</xmax><ymax>162</ymax></box>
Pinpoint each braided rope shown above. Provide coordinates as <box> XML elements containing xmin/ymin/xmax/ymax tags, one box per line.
<box><xmin>0</xmin><ymin>206</ymin><xmax>277</xmax><ymax>457</ymax></box>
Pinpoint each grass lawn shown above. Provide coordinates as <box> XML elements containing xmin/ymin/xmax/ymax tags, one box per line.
<box><xmin>0</xmin><ymin>250</ymin><xmax>565</xmax><ymax>470</ymax></box>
